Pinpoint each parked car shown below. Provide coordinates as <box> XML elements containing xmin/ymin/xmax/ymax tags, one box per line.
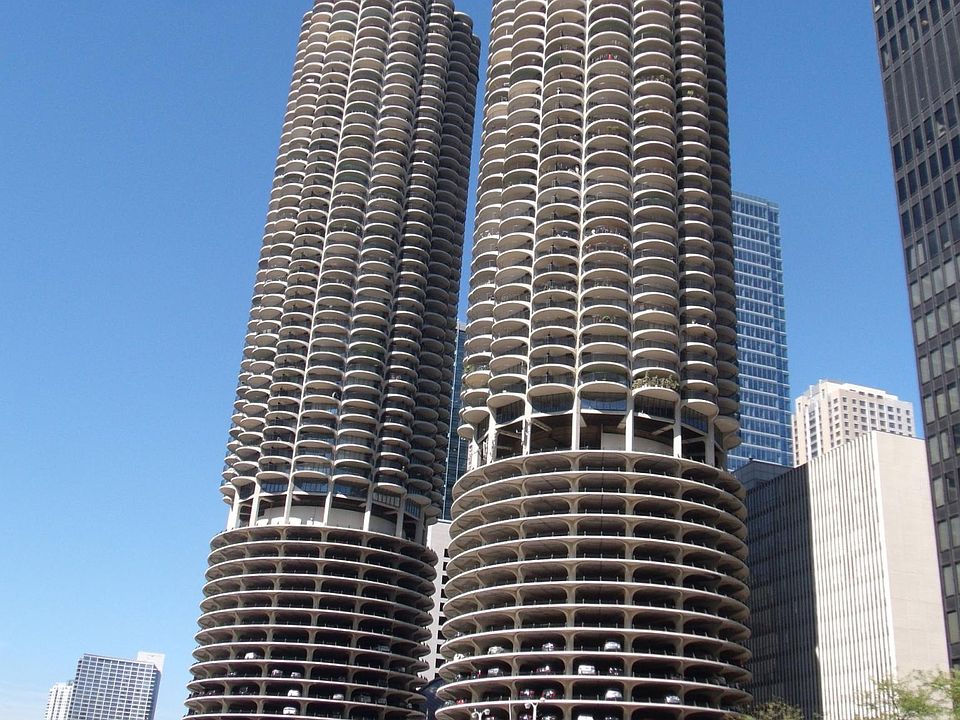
<box><xmin>282</xmin><ymin>707</ymin><xmax>297</xmax><ymax>716</ymax></box>
<box><xmin>488</xmin><ymin>645</ymin><xmax>506</xmax><ymax>654</ymax></box>
<box><xmin>602</xmin><ymin>639</ymin><xmax>621</xmax><ymax>652</ymax></box>
<box><xmin>541</xmin><ymin>641</ymin><xmax>558</xmax><ymax>651</ymax></box>
<box><xmin>541</xmin><ymin>689</ymin><xmax>559</xmax><ymax>700</ymax></box>
<box><xmin>606</xmin><ymin>666</ymin><xmax>622</xmax><ymax>676</ymax></box>
<box><xmin>286</xmin><ymin>690</ymin><xmax>301</xmax><ymax>697</ymax></box>
<box><xmin>664</xmin><ymin>695</ymin><xmax>682</xmax><ymax>705</ymax></box>
<box><xmin>453</xmin><ymin>653</ymin><xmax>467</xmax><ymax>661</ymax></box>
<box><xmin>487</xmin><ymin>667</ymin><xmax>506</xmax><ymax>677</ymax></box>
<box><xmin>535</xmin><ymin>664</ymin><xmax>554</xmax><ymax>675</ymax></box>
<box><xmin>576</xmin><ymin>663</ymin><xmax>597</xmax><ymax>675</ymax></box>
<box><xmin>603</xmin><ymin>689</ymin><xmax>622</xmax><ymax>701</ymax></box>
<box><xmin>331</xmin><ymin>693</ymin><xmax>345</xmax><ymax>701</ymax></box>
<box><xmin>519</xmin><ymin>688</ymin><xmax>537</xmax><ymax>699</ymax></box>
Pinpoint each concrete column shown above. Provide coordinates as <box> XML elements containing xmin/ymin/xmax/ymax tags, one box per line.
<box><xmin>250</xmin><ymin>484</ymin><xmax>262</xmax><ymax>527</ymax></box>
<box><xmin>673</xmin><ymin>404</ymin><xmax>683</xmax><ymax>457</ymax></box>
<box><xmin>625</xmin><ymin>392</ymin><xmax>635</xmax><ymax>452</ymax></box>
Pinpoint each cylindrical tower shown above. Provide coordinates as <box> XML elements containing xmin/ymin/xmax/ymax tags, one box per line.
<box><xmin>185</xmin><ymin>3</ymin><xmax>480</xmax><ymax>720</ymax></box>
<box><xmin>440</xmin><ymin>1</ymin><xmax>749</xmax><ymax>719</ymax></box>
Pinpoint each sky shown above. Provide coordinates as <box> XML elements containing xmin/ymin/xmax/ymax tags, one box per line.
<box><xmin>0</xmin><ymin>2</ymin><xmax>915</xmax><ymax>720</ymax></box>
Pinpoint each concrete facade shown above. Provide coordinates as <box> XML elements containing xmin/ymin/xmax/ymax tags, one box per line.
<box><xmin>424</xmin><ymin>521</ymin><xmax>453</xmax><ymax>682</ymax></box>
<box><xmin>808</xmin><ymin>432</ymin><xmax>946</xmax><ymax>720</ymax></box>
<box><xmin>439</xmin><ymin>2</ymin><xmax>750</xmax><ymax>719</ymax></box>
<box><xmin>184</xmin><ymin>2</ymin><xmax>481</xmax><ymax>719</ymax></box>
<box><xmin>740</xmin><ymin>434</ymin><xmax>945</xmax><ymax>720</ymax></box>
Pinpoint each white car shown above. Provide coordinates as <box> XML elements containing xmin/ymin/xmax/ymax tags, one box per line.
<box><xmin>602</xmin><ymin>640</ymin><xmax>621</xmax><ymax>652</ymax></box>
<box><xmin>488</xmin><ymin>645</ymin><xmax>506</xmax><ymax>654</ymax></box>
<box><xmin>664</xmin><ymin>695</ymin><xmax>682</xmax><ymax>705</ymax></box>
<box><xmin>286</xmin><ymin>690</ymin><xmax>301</xmax><ymax>697</ymax></box>
<box><xmin>603</xmin><ymin>689</ymin><xmax>623</xmax><ymax>701</ymax></box>
<box><xmin>282</xmin><ymin>707</ymin><xmax>297</xmax><ymax>716</ymax></box>
<box><xmin>576</xmin><ymin>664</ymin><xmax>597</xmax><ymax>675</ymax></box>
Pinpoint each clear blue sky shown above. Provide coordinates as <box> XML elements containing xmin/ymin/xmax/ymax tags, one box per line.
<box><xmin>0</xmin><ymin>2</ymin><xmax>913</xmax><ymax>720</ymax></box>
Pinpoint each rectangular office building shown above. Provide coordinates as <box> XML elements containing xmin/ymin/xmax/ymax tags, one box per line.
<box><xmin>729</xmin><ymin>192</ymin><xmax>792</xmax><ymax>470</ymax></box>
<box><xmin>873</xmin><ymin>0</ymin><xmax>960</xmax><ymax>662</ymax></box>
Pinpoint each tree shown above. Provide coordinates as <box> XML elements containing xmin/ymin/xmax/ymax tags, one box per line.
<box><xmin>858</xmin><ymin>670</ymin><xmax>960</xmax><ymax>720</ymax></box>
<box><xmin>739</xmin><ymin>699</ymin><xmax>805</xmax><ymax>720</ymax></box>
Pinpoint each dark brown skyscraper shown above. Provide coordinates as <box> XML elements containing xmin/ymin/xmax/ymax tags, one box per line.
<box><xmin>873</xmin><ymin>0</ymin><xmax>960</xmax><ymax>663</ymax></box>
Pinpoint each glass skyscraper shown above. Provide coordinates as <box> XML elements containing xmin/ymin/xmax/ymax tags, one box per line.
<box><xmin>729</xmin><ymin>191</ymin><xmax>791</xmax><ymax>470</ymax></box>
<box><xmin>441</xmin><ymin>323</ymin><xmax>468</xmax><ymax>520</ymax></box>
<box><xmin>873</xmin><ymin>0</ymin><xmax>960</xmax><ymax>663</ymax></box>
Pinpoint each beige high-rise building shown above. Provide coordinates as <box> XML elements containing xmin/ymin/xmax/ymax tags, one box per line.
<box><xmin>439</xmin><ymin>1</ymin><xmax>750</xmax><ymax>718</ymax></box>
<box><xmin>807</xmin><ymin>432</ymin><xmax>946</xmax><ymax>720</ymax></box>
<box><xmin>183</xmin><ymin>2</ymin><xmax>481</xmax><ymax>720</ymax></box>
<box><xmin>792</xmin><ymin>380</ymin><xmax>915</xmax><ymax>465</ymax></box>
<box><xmin>424</xmin><ymin>520</ymin><xmax>453</xmax><ymax>682</ymax></box>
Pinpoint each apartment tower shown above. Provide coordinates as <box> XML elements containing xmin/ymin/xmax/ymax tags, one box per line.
<box><xmin>792</xmin><ymin>379</ymin><xmax>915</xmax><ymax>465</ymax></box>
<box><xmin>45</xmin><ymin>682</ymin><xmax>74</xmax><ymax>720</ymax></box>
<box><xmin>873</xmin><ymin>0</ymin><xmax>960</xmax><ymax>662</ymax></box>
<box><xmin>184</xmin><ymin>3</ymin><xmax>480</xmax><ymax>720</ymax></box>
<box><xmin>729</xmin><ymin>191</ymin><xmax>791</xmax><ymax>470</ymax></box>
<box><xmin>67</xmin><ymin>653</ymin><xmax>163</xmax><ymax>720</ymax></box>
<box><xmin>440</xmin><ymin>1</ymin><xmax>750</xmax><ymax>719</ymax></box>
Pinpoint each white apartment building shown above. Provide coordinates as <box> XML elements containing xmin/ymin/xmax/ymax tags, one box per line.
<box><xmin>792</xmin><ymin>380</ymin><xmax>915</xmax><ymax>465</ymax></box>
<box><xmin>44</xmin><ymin>682</ymin><xmax>73</xmax><ymax>720</ymax></box>
<box><xmin>439</xmin><ymin>1</ymin><xmax>750</xmax><ymax>718</ymax></box>
<box><xmin>808</xmin><ymin>432</ymin><xmax>946</xmax><ymax>720</ymax></box>
<box><xmin>184</xmin><ymin>2</ymin><xmax>481</xmax><ymax>719</ymax></box>
<box><xmin>424</xmin><ymin>521</ymin><xmax>453</xmax><ymax>682</ymax></box>
<box><xmin>67</xmin><ymin>652</ymin><xmax>163</xmax><ymax>720</ymax></box>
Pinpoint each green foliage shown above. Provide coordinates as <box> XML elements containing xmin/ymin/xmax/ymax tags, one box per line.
<box><xmin>631</xmin><ymin>372</ymin><xmax>679</xmax><ymax>390</ymax></box>
<box><xmin>857</xmin><ymin>670</ymin><xmax>960</xmax><ymax>720</ymax></box>
<box><xmin>739</xmin><ymin>699</ymin><xmax>805</xmax><ymax>720</ymax></box>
